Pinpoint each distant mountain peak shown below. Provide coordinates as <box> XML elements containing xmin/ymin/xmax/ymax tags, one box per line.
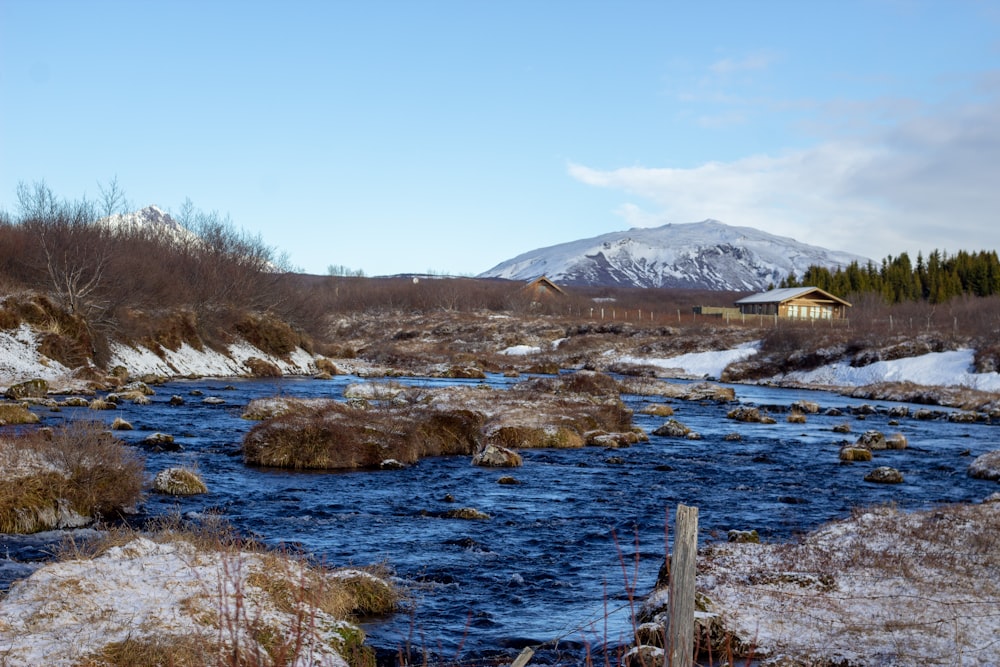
<box><xmin>479</xmin><ymin>220</ymin><xmax>870</xmax><ymax>291</ymax></box>
<box><xmin>97</xmin><ymin>205</ymin><xmax>198</xmax><ymax>247</ymax></box>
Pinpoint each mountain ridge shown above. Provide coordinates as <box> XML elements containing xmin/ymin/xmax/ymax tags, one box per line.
<box><xmin>479</xmin><ymin>219</ymin><xmax>871</xmax><ymax>291</ymax></box>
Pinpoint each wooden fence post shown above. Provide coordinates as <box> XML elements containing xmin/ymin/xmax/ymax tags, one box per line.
<box><xmin>667</xmin><ymin>504</ymin><xmax>698</xmax><ymax>667</ymax></box>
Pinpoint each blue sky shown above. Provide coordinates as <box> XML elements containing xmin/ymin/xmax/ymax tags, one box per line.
<box><xmin>2</xmin><ymin>1</ymin><xmax>999</xmax><ymax>276</ymax></box>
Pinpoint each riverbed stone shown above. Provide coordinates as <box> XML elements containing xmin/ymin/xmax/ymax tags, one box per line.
<box><xmin>445</xmin><ymin>507</ymin><xmax>490</xmax><ymax>520</ymax></box>
<box><xmin>839</xmin><ymin>446</ymin><xmax>873</xmax><ymax>462</ymax></box>
<box><xmin>727</xmin><ymin>529</ymin><xmax>760</xmax><ymax>543</ymax></box>
<box><xmin>142</xmin><ymin>432</ymin><xmax>182</xmax><ymax>452</ymax></box>
<box><xmin>5</xmin><ymin>378</ymin><xmax>48</xmax><ymax>400</ymax></box>
<box><xmin>856</xmin><ymin>430</ymin><xmax>887</xmax><ymax>450</ymax></box>
<box><xmin>885</xmin><ymin>432</ymin><xmax>908</xmax><ymax>449</ymax></box>
<box><xmin>110</xmin><ymin>417</ymin><xmax>133</xmax><ymax>430</ymax></box>
<box><xmin>472</xmin><ymin>444</ymin><xmax>522</xmax><ymax>468</ymax></box>
<box><xmin>791</xmin><ymin>400</ymin><xmax>820</xmax><ymax>414</ymax></box>
<box><xmin>726</xmin><ymin>406</ymin><xmax>776</xmax><ymax>424</ymax></box>
<box><xmin>652</xmin><ymin>419</ymin><xmax>691</xmax><ymax>437</ymax></box>
<box><xmin>968</xmin><ymin>450</ymin><xmax>1000</xmax><ymax>481</ymax></box>
<box><xmin>864</xmin><ymin>466</ymin><xmax>904</xmax><ymax>484</ymax></box>
<box><xmin>153</xmin><ymin>467</ymin><xmax>208</xmax><ymax>495</ymax></box>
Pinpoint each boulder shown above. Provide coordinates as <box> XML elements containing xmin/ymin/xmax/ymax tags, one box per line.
<box><xmin>791</xmin><ymin>400</ymin><xmax>820</xmax><ymax>414</ymax></box>
<box><xmin>444</xmin><ymin>507</ymin><xmax>490</xmax><ymax>520</ymax></box>
<box><xmin>141</xmin><ymin>432</ymin><xmax>182</xmax><ymax>452</ymax></box>
<box><xmin>152</xmin><ymin>467</ymin><xmax>208</xmax><ymax>495</ymax></box>
<box><xmin>472</xmin><ymin>444</ymin><xmax>522</xmax><ymax>468</ymax></box>
<box><xmin>856</xmin><ymin>430</ymin><xmax>887</xmax><ymax>450</ymax></box>
<box><xmin>885</xmin><ymin>432</ymin><xmax>908</xmax><ymax>450</ymax></box>
<box><xmin>440</xmin><ymin>366</ymin><xmax>487</xmax><ymax>379</ymax></box>
<box><xmin>585</xmin><ymin>429</ymin><xmax>645</xmax><ymax>448</ymax></box>
<box><xmin>839</xmin><ymin>446</ymin><xmax>873</xmax><ymax>462</ymax></box>
<box><xmin>727</xmin><ymin>529</ymin><xmax>760</xmax><ymax>543</ymax></box>
<box><xmin>968</xmin><ymin>450</ymin><xmax>1000</xmax><ymax>481</ymax></box>
<box><xmin>640</xmin><ymin>404</ymin><xmax>674</xmax><ymax>417</ymax></box>
<box><xmin>121</xmin><ymin>381</ymin><xmax>155</xmax><ymax>396</ymax></box>
<box><xmin>652</xmin><ymin>419</ymin><xmax>692</xmax><ymax>438</ymax></box>
<box><xmin>61</xmin><ymin>397</ymin><xmax>90</xmax><ymax>407</ymax></box>
<box><xmin>865</xmin><ymin>466</ymin><xmax>904</xmax><ymax>484</ymax></box>
<box><xmin>5</xmin><ymin>379</ymin><xmax>48</xmax><ymax>400</ymax></box>
<box><xmin>726</xmin><ymin>406</ymin><xmax>775</xmax><ymax>424</ymax></box>
<box><xmin>110</xmin><ymin>417</ymin><xmax>133</xmax><ymax>431</ymax></box>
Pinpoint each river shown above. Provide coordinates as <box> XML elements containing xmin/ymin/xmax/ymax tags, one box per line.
<box><xmin>2</xmin><ymin>373</ymin><xmax>997</xmax><ymax>665</ymax></box>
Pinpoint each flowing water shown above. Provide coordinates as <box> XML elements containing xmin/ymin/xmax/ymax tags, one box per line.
<box><xmin>2</xmin><ymin>373</ymin><xmax>997</xmax><ymax>665</ymax></box>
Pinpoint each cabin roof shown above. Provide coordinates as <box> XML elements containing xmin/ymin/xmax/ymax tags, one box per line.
<box><xmin>735</xmin><ymin>286</ymin><xmax>851</xmax><ymax>307</ymax></box>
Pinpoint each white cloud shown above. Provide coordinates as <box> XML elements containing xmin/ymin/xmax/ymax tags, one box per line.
<box><xmin>568</xmin><ymin>92</ymin><xmax>1000</xmax><ymax>261</ymax></box>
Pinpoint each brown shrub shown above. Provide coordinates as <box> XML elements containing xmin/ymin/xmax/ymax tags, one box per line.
<box><xmin>0</xmin><ymin>403</ymin><xmax>40</xmax><ymax>424</ymax></box>
<box><xmin>242</xmin><ymin>404</ymin><xmax>483</xmax><ymax>470</ymax></box>
<box><xmin>0</xmin><ymin>421</ymin><xmax>144</xmax><ymax>532</ymax></box>
<box><xmin>236</xmin><ymin>313</ymin><xmax>308</xmax><ymax>358</ymax></box>
<box><xmin>244</xmin><ymin>357</ymin><xmax>282</xmax><ymax>377</ymax></box>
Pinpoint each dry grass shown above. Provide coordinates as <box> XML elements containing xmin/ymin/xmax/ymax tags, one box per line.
<box><xmin>47</xmin><ymin>515</ymin><xmax>399</xmax><ymax>667</ymax></box>
<box><xmin>243</xmin><ymin>378</ymin><xmax>634</xmax><ymax>470</ymax></box>
<box><xmin>0</xmin><ymin>420</ymin><xmax>144</xmax><ymax>533</ymax></box>
<box><xmin>692</xmin><ymin>501</ymin><xmax>1000</xmax><ymax>665</ymax></box>
<box><xmin>242</xmin><ymin>402</ymin><xmax>484</xmax><ymax>470</ymax></box>
<box><xmin>0</xmin><ymin>402</ymin><xmax>40</xmax><ymax>424</ymax></box>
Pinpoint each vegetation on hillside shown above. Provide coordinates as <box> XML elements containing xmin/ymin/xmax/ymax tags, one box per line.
<box><xmin>782</xmin><ymin>249</ymin><xmax>1000</xmax><ymax>303</ymax></box>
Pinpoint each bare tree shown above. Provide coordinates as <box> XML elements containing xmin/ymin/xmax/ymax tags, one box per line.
<box><xmin>16</xmin><ymin>181</ymin><xmax>108</xmax><ymax>318</ymax></box>
<box><xmin>96</xmin><ymin>175</ymin><xmax>131</xmax><ymax>218</ymax></box>
<box><xmin>16</xmin><ymin>180</ymin><xmax>63</xmax><ymax>220</ymax></box>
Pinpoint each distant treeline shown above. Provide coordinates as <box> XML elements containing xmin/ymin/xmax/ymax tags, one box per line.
<box><xmin>782</xmin><ymin>250</ymin><xmax>1000</xmax><ymax>303</ymax></box>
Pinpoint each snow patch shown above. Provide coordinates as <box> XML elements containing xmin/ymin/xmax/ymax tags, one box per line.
<box><xmin>779</xmin><ymin>348</ymin><xmax>1000</xmax><ymax>392</ymax></box>
<box><xmin>616</xmin><ymin>342</ymin><xmax>759</xmax><ymax>379</ymax></box>
<box><xmin>500</xmin><ymin>344</ymin><xmax>542</xmax><ymax>356</ymax></box>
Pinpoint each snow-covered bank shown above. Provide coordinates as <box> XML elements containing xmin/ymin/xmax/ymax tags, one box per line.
<box><xmin>0</xmin><ymin>326</ymin><xmax>325</xmax><ymax>392</ymax></box>
<box><xmin>616</xmin><ymin>341</ymin><xmax>759</xmax><ymax>379</ymax></box>
<box><xmin>0</xmin><ymin>325</ymin><xmax>72</xmax><ymax>385</ymax></box>
<box><xmin>616</xmin><ymin>345</ymin><xmax>1000</xmax><ymax>394</ymax></box>
<box><xmin>0</xmin><ymin>535</ymin><xmax>389</xmax><ymax>666</ymax></box>
<box><xmin>107</xmin><ymin>340</ymin><xmax>318</xmax><ymax>379</ymax></box>
<box><xmin>639</xmin><ymin>500</ymin><xmax>1000</xmax><ymax>666</ymax></box>
<box><xmin>779</xmin><ymin>347</ymin><xmax>1000</xmax><ymax>393</ymax></box>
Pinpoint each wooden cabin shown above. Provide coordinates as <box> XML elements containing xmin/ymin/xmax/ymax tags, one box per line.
<box><xmin>522</xmin><ymin>275</ymin><xmax>567</xmax><ymax>299</ymax></box>
<box><xmin>734</xmin><ymin>286</ymin><xmax>851</xmax><ymax>320</ymax></box>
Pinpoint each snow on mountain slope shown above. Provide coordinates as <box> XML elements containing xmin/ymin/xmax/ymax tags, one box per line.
<box><xmin>98</xmin><ymin>205</ymin><xmax>198</xmax><ymax>244</ymax></box>
<box><xmin>479</xmin><ymin>220</ymin><xmax>871</xmax><ymax>291</ymax></box>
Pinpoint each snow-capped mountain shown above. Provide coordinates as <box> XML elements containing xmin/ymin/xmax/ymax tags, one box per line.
<box><xmin>98</xmin><ymin>205</ymin><xmax>196</xmax><ymax>244</ymax></box>
<box><xmin>479</xmin><ymin>220</ymin><xmax>871</xmax><ymax>291</ymax></box>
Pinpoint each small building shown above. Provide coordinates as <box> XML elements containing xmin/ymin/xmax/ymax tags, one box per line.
<box><xmin>522</xmin><ymin>275</ymin><xmax>567</xmax><ymax>299</ymax></box>
<box><xmin>735</xmin><ymin>286</ymin><xmax>851</xmax><ymax>320</ymax></box>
